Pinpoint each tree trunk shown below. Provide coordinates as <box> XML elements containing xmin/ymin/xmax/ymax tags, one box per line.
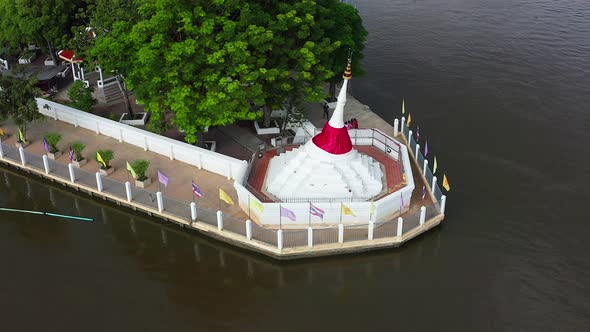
<box><xmin>263</xmin><ymin>104</ymin><xmax>272</xmax><ymax>128</ymax></box>
<box><xmin>116</xmin><ymin>76</ymin><xmax>134</xmax><ymax>118</ymax></box>
<box><xmin>329</xmin><ymin>81</ymin><xmax>337</xmax><ymax>99</ymax></box>
<box><xmin>196</xmin><ymin>132</ymin><xmax>205</xmax><ymax>148</ymax></box>
<box><xmin>46</xmin><ymin>42</ymin><xmax>58</xmax><ymax>67</ymax></box>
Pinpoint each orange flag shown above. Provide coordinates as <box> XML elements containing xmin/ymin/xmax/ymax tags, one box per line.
<box><xmin>442</xmin><ymin>174</ymin><xmax>451</xmax><ymax>192</ymax></box>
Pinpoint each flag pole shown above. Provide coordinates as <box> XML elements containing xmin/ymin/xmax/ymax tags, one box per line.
<box><xmin>248</xmin><ymin>194</ymin><xmax>251</xmax><ymax>217</ymax></box>
<box><xmin>308</xmin><ymin>202</ymin><xmax>311</xmax><ymax>227</ymax></box>
<box><xmin>340</xmin><ymin>202</ymin><xmax>343</xmax><ymax>224</ymax></box>
<box><xmin>218</xmin><ymin>187</ymin><xmax>222</xmax><ymax>212</ymax></box>
<box><xmin>158</xmin><ymin>168</ymin><xmax>162</xmax><ymax>192</ymax></box>
<box><xmin>279</xmin><ymin>204</ymin><xmax>282</xmax><ymax>229</ymax></box>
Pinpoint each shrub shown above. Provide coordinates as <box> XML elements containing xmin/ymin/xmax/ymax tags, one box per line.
<box><xmin>43</xmin><ymin>132</ymin><xmax>62</xmax><ymax>153</ymax></box>
<box><xmin>131</xmin><ymin>159</ymin><xmax>150</xmax><ymax>181</ymax></box>
<box><xmin>68</xmin><ymin>81</ymin><xmax>96</xmax><ymax>112</ymax></box>
<box><xmin>71</xmin><ymin>141</ymin><xmax>85</xmax><ymax>161</ymax></box>
<box><xmin>95</xmin><ymin>149</ymin><xmax>114</xmax><ymax>169</ymax></box>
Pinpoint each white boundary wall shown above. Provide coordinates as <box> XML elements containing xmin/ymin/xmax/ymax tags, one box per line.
<box><xmin>36</xmin><ymin>98</ymin><xmax>248</xmax><ymax>181</ymax></box>
<box><xmin>234</xmin><ymin>132</ymin><xmax>415</xmax><ymax>226</ymax></box>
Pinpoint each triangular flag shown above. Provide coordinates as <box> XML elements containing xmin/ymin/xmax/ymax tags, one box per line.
<box><xmin>416</xmin><ymin>125</ymin><xmax>420</xmax><ymax>141</ymax></box>
<box><xmin>433</xmin><ymin>156</ymin><xmax>438</xmax><ymax>174</ymax></box>
<box><xmin>69</xmin><ymin>145</ymin><xmax>74</xmax><ymax>162</ymax></box>
<box><xmin>341</xmin><ymin>203</ymin><xmax>356</xmax><ymax>217</ymax></box>
<box><xmin>126</xmin><ymin>161</ymin><xmax>137</xmax><ymax>178</ymax></box>
<box><xmin>402</xmin><ymin>99</ymin><xmax>405</xmax><ymax>114</ymax></box>
<box><xmin>443</xmin><ymin>174</ymin><xmax>451</xmax><ymax>192</ymax></box>
<box><xmin>219</xmin><ymin>188</ymin><xmax>234</xmax><ymax>205</ymax></box>
<box><xmin>407</xmin><ymin>113</ymin><xmax>412</xmax><ymax>127</ymax></box>
<box><xmin>42</xmin><ymin>137</ymin><xmax>50</xmax><ymax>152</ymax></box>
<box><xmin>250</xmin><ymin>196</ymin><xmax>264</xmax><ymax>213</ymax></box>
<box><xmin>424</xmin><ymin>140</ymin><xmax>429</xmax><ymax>157</ymax></box>
<box><xmin>280</xmin><ymin>206</ymin><xmax>296</xmax><ymax>222</ymax></box>
<box><xmin>96</xmin><ymin>151</ymin><xmax>106</xmax><ymax>168</ymax></box>
<box><xmin>18</xmin><ymin>128</ymin><xmax>25</xmax><ymax>142</ymax></box>
<box><xmin>0</xmin><ymin>128</ymin><xmax>4</xmax><ymax>136</ymax></box>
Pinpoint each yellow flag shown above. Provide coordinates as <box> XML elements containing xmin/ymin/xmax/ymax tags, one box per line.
<box><xmin>433</xmin><ymin>156</ymin><xmax>438</xmax><ymax>174</ymax></box>
<box><xmin>0</xmin><ymin>128</ymin><xmax>4</xmax><ymax>136</ymax></box>
<box><xmin>96</xmin><ymin>151</ymin><xmax>106</xmax><ymax>168</ymax></box>
<box><xmin>219</xmin><ymin>188</ymin><xmax>234</xmax><ymax>205</ymax></box>
<box><xmin>443</xmin><ymin>174</ymin><xmax>451</xmax><ymax>192</ymax></box>
<box><xmin>18</xmin><ymin>128</ymin><xmax>25</xmax><ymax>142</ymax></box>
<box><xmin>402</xmin><ymin>99</ymin><xmax>405</xmax><ymax>114</ymax></box>
<box><xmin>126</xmin><ymin>161</ymin><xmax>137</xmax><ymax>178</ymax></box>
<box><xmin>407</xmin><ymin>113</ymin><xmax>412</xmax><ymax>127</ymax></box>
<box><xmin>249</xmin><ymin>196</ymin><xmax>264</xmax><ymax>213</ymax></box>
<box><xmin>341</xmin><ymin>203</ymin><xmax>356</xmax><ymax>217</ymax></box>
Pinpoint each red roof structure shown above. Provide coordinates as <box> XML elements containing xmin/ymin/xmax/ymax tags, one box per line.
<box><xmin>58</xmin><ymin>50</ymin><xmax>83</xmax><ymax>63</ymax></box>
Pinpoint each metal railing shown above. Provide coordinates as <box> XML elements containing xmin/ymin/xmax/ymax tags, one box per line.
<box><xmin>0</xmin><ymin>138</ymin><xmax>445</xmax><ymax>252</ymax></box>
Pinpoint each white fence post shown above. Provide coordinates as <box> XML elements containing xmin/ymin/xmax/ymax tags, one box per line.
<box><xmin>216</xmin><ymin>211</ymin><xmax>223</xmax><ymax>230</ymax></box>
<box><xmin>277</xmin><ymin>229</ymin><xmax>283</xmax><ymax>251</ymax></box>
<box><xmin>169</xmin><ymin>145</ymin><xmax>174</xmax><ymax>160</ymax></box>
<box><xmin>415</xmin><ymin>143</ymin><xmax>420</xmax><ymax>159</ymax></box>
<box><xmin>0</xmin><ymin>138</ymin><xmax>3</xmax><ymax>158</ymax></box>
<box><xmin>68</xmin><ymin>163</ymin><xmax>75</xmax><ymax>183</ymax></box>
<box><xmin>393</xmin><ymin>118</ymin><xmax>399</xmax><ymax>137</ymax></box>
<box><xmin>397</xmin><ymin>217</ymin><xmax>404</xmax><ymax>237</ymax></box>
<box><xmin>409</xmin><ymin>130</ymin><xmax>413</xmax><ymax>145</ymax></box>
<box><xmin>419</xmin><ymin>206</ymin><xmax>426</xmax><ymax>225</ymax></box>
<box><xmin>118</xmin><ymin>128</ymin><xmax>123</xmax><ymax>142</ymax></box>
<box><xmin>143</xmin><ymin>136</ymin><xmax>148</xmax><ymax>151</ymax></box>
<box><xmin>368</xmin><ymin>221</ymin><xmax>374</xmax><ymax>240</ymax></box>
<box><xmin>401</xmin><ymin>117</ymin><xmax>406</xmax><ymax>132</ymax></box>
<box><xmin>18</xmin><ymin>147</ymin><xmax>26</xmax><ymax>166</ymax></box>
<box><xmin>95</xmin><ymin>122</ymin><xmax>100</xmax><ymax>134</ymax></box>
<box><xmin>441</xmin><ymin>195</ymin><xmax>447</xmax><ymax>214</ymax></box>
<box><xmin>190</xmin><ymin>202</ymin><xmax>197</xmax><ymax>221</ymax></box>
<box><xmin>227</xmin><ymin>162</ymin><xmax>232</xmax><ymax>180</ymax></box>
<box><xmin>156</xmin><ymin>192</ymin><xmax>163</xmax><ymax>212</ymax></box>
<box><xmin>432</xmin><ymin>176</ymin><xmax>437</xmax><ymax>192</ymax></box>
<box><xmin>125</xmin><ymin>182</ymin><xmax>132</xmax><ymax>202</ymax></box>
<box><xmin>246</xmin><ymin>220</ymin><xmax>252</xmax><ymax>240</ymax></box>
<box><xmin>338</xmin><ymin>224</ymin><xmax>344</xmax><ymax>243</ymax></box>
<box><xmin>423</xmin><ymin>159</ymin><xmax>428</xmax><ymax>175</ymax></box>
<box><xmin>307</xmin><ymin>227</ymin><xmax>313</xmax><ymax>247</ymax></box>
<box><xmin>42</xmin><ymin>155</ymin><xmax>49</xmax><ymax>174</ymax></box>
<box><xmin>95</xmin><ymin>172</ymin><xmax>103</xmax><ymax>192</ymax></box>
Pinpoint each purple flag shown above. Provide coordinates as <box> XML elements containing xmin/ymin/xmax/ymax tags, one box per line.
<box><xmin>416</xmin><ymin>125</ymin><xmax>420</xmax><ymax>141</ymax></box>
<box><xmin>280</xmin><ymin>206</ymin><xmax>296</xmax><ymax>222</ymax></box>
<box><xmin>157</xmin><ymin>170</ymin><xmax>169</xmax><ymax>188</ymax></box>
<box><xmin>424</xmin><ymin>140</ymin><xmax>429</xmax><ymax>157</ymax></box>
<box><xmin>69</xmin><ymin>145</ymin><xmax>74</xmax><ymax>162</ymax></box>
<box><xmin>42</xmin><ymin>137</ymin><xmax>50</xmax><ymax>152</ymax></box>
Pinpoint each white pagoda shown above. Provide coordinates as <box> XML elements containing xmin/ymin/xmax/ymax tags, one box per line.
<box><xmin>265</xmin><ymin>62</ymin><xmax>384</xmax><ymax>200</ymax></box>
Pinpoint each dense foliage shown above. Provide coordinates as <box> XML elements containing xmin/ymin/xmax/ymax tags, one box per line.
<box><xmin>43</xmin><ymin>132</ymin><xmax>62</xmax><ymax>153</ymax></box>
<box><xmin>0</xmin><ymin>72</ymin><xmax>43</xmax><ymax>142</ymax></box>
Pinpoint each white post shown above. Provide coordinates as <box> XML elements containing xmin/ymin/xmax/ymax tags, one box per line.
<box><xmin>409</xmin><ymin>130</ymin><xmax>413</xmax><ymax>146</ymax></box>
<box><xmin>277</xmin><ymin>229</ymin><xmax>283</xmax><ymax>251</ymax></box>
<box><xmin>95</xmin><ymin>122</ymin><xmax>100</xmax><ymax>134</ymax></box>
<box><xmin>441</xmin><ymin>195</ymin><xmax>447</xmax><ymax>214</ymax></box>
<box><xmin>419</xmin><ymin>206</ymin><xmax>426</xmax><ymax>225</ymax></box>
<box><xmin>71</xmin><ymin>63</ymin><xmax>76</xmax><ymax>80</ymax></box>
<box><xmin>169</xmin><ymin>145</ymin><xmax>174</xmax><ymax>160</ymax></box>
<box><xmin>68</xmin><ymin>163</ymin><xmax>75</xmax><ymax>183</ymax></box>
<box><xmin>119</xmin><ymin>129</ymin><xmax>123</xmax><ymax>143</ymax></box>
<box><xmin>190</xmin><ymin>202</ymin><xmax>197</xmax><ymax>221</ymax></box>
<box><xmin>393</xmin><ymin>118</ymin><xmax>399</xmax><ymax>137</ymax></box>
<box><xmin>42</xmin><ymin>155</ymin><xmax>49</xmax><ymax>174</ymax></box>
<box><xmin>54</xmin><ymin>108</ymin><xmax>58</xmax><ymax>120</ymax></box>
<box><xmin>18</xmin><ymin>147</ymin><xmax>26</xmax><ymax>166</ymax></box>
<box><xmin>432</xmin><ymin>176</ymin><xmax>437</xmax><ymax>192</ymax></box>
<box><xmin>197</xmin><ymin>153</ymin><xmax>203</xmax><ymax>169</ymax></box>
<box><xmin>397</xmin><ymin>217</ymin><xmax>404</xmax><ymax>237</ymax></box>
<box><xmin>156</xmin><ymin>192</ymin><xmax>163</xmax><ymax>213</ymax></box>
<box><xmin>143</xmin><ymin>136</ymin><xmax>148</xmax><ymax>151</ymax></box>
<box><xmin>0</xmin><ymin>137</ymin><xmax>3</xmax><ymax>158</ymax></box>
<box><xmin>95</xmin><ymin>172</ymin><xmax>103</xmax><ymax>192</ymax></box>
<box><xmin>216</xmin><ymin>211</ymin><xmax>223</xmax><ymax>230</ymax></box>
<box><xmin>338</xmin><ymin>224</ymin><xmax>344</xmax><ymax>243</ymax></box>
<box><xmin>415</xmin><ymin>143</ymin><xmax>420</xmax><ymax>159</ymax></box>
<box><xmin>227</xmin><ymin>162</ymin><xmax>232</xmax><ymax>180</ymax></box>
<box><xmin>401</xmin><ymin>117</ymin><xmax>406</xmax><ymax>132</ymax></box>
<box><xmin>368</xmin><ymin>221</ymin><xmax>374</xmax><ymax>240</ymax></box>
<box><xmin>307</xmin><ymin>227</ymin><xmax>313</xmax><ymax>247</ymax></box>
<box><xmin>98</xmin><ymin>66</ymin><xmax>104</xmax><ymax>86</ymax></box>
<box><xmin>423</xmin><ymin>159</ymin><xmax>428</xmax><ymax>175</ymax></box>
<box><xmin>125</xmin><ymin>182</ymin><xmax>132</xmax><ymax>202</ymax></box>
<box><xmin>246</xmin><ymin>220</ymin><xmax>252</xmax><ymax>240</ymax></box>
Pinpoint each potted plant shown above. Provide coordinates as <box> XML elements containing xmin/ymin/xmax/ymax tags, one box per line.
<box><xmin>71</xmin><ymin>141</ymin><xmax>87</xmax><ymax>167</ymax></box>
<box><xmin>131</xmin><ymin>159</ymin><xmax>151</xmax><ymax>188</ymax></box>
<box><xmin>95</xmin><ymin>149</ymin><xmax>115</xmax><ymax>176</ymax></box>
<box><xmin>44</xmin><ymin>132</ymin><xmax>62</xmax><ymax>159</ymax></box>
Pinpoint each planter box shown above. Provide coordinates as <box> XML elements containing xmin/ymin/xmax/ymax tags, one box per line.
<box><xmin>135</xmin><ymin>177</ymin><xmax>152</xmax><ymax>188</ymax></box>
<box><xmin>254</xmin><ymin>120</ymin><xmax>280</xmax><ymax>135</ymax></box>
<box><xmin>73</xmin><ymin>159</ymin><xmax>87</xmax><ymax>168</ymax></box>
<box><xmin>44</xmin><ymin>57</ymin><xmax>56</xmax><ymax>66</ymax></box>
<box><xmin>47</xmin><ymin>151</ymin><xmax>62</xmax><ymax>160</ymax></box>
<box><xmin>15</xmin><ymin>141</ymin><xmax>30</xmax><ymax>148</ymax></box>
<box><xmin>99</xmin><ymin>167</ymin><xmax>115</xmax><ymax>176</ymax></box>
<box><xmin>18</xmin><ymin>54</ymin><xmax>36</xmax><ymax>65</ymax></box>
<box><xmin>119</xmin><ymin>112</ymin><xmax>149</xmax><ymax>126</ymax></box>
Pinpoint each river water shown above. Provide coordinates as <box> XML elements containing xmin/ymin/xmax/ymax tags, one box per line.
<box><xmin>1</xmin><ymin>0</ymin><xmax>589</xmax><ymax>330</ymax></box>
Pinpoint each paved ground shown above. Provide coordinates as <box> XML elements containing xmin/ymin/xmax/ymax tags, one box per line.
<box><xmin>0</xmin><ymin>118</ymin><xmax>249</xmax><ymax>220</ymax></box>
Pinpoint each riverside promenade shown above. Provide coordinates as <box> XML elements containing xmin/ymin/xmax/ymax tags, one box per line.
<box><xmin>0</xmin><ymin>96</ymin><xmax>446</xmax><ymax>260</ymax></box>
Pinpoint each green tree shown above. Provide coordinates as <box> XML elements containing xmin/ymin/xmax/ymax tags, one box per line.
<box><xmin>0</xmin><ymin>0</ymin><xmax>86</xmax><ymax>65</ymax></box>
<box><xmin>0</xmin><ymin>72</ymin><xmax>43</xmax><ymax>142</ymax></box>
<box><xmin>68</xmin><ymin>80</ymin><xmax>96</xmax><ymax>112</ymax></box>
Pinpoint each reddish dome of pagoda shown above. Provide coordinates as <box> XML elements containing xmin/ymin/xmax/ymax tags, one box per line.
<box><xmin>312</xmin><ymin>122</ymin><xmax>353</xmax><ymax>155</ymax></box>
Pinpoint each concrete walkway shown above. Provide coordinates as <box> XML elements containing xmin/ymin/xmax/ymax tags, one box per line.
<box><xmin>0</xmin><ymin>118</ymin><xmax>249</xmax><ymax>220</ymax></box>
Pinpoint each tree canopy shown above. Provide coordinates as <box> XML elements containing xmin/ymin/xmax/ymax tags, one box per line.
<box><xmin>0</xmin><ymin>72</ymin><xmax>43</xmax><ymax>141</ymax></box>
<box><xmin>84</xmin><ymin>0</ymin><xmax>366</xmax><ymax>143</ymax></box>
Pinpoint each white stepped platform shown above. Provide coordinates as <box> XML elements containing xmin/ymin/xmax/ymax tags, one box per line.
<box><xmin>266</xmin><ymin>141</ymin><xmax>383</xmax><ymax>200</ymax></box>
